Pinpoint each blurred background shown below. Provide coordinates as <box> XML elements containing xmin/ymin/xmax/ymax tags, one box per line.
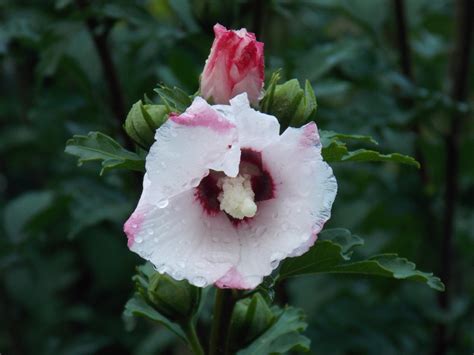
<box><xmin>0</xmin><ymin>0</ymin><xmax>473</xmax><ymax>354</ymax></box>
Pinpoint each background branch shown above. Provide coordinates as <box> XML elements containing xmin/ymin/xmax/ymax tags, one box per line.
<box><xmin>436</xmin><ymin>0</ymin><xmax>473</xmax><ymax>354</ymax></box>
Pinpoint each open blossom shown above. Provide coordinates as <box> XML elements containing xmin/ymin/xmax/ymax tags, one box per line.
<box><xmin>124</xmin><ymin>94</ymin><xmax>337</xmax><ymax>289</ymax></box>
<box><xmin>200</xmin><ymin>24</ymin><xmax>264</xmax><ymax>105</ymax></box>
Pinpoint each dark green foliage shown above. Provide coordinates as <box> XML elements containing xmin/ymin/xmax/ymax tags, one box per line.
<box><xmin>278</xmin><ymin>228</ymin><xmax>444</xmax><ymax>291</ymax></box>
<box><xmin>65</xmin><ymin>132</ymin><xmax>145</xmax><ymax>175</ymax></box>
<box><xmin>236</xmin><ymin>306</ymin><xmax>310</xmax><ymax>355</ymax></box>
<box><xmin>1</xmin><ymin>0</ymin><xmax>472</xmax><ymax>354</ymax></box>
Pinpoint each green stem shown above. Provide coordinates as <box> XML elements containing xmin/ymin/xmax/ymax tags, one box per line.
<box><xmin>183</xmin><ymin>321</ymin><xmax>205</xmax><ymax>355</ymax></box>
<box><xmin>209</xmin><ymin>289</ymin><xmax>235</xmax><ymax>355</ymax></box>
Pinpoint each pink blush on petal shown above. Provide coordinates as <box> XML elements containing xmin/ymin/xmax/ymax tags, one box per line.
<box><xmin>215</xmin><ymin>267</ymin><xmax>250</xmax><ymax>289</ymax></box>
<box><xmin>124</xmin><ymin>213</ymin><xmax>144</xmax><ymax>248</ymax></box>
<box><xmin>300</xmin><ymin>122</ymin><xmax>320</xmax><ymax>147</ymax></box>
<box><xmin>169</xmin><ymin>110</ymin><xmax>235</xmax><ymax>133</ymax></box>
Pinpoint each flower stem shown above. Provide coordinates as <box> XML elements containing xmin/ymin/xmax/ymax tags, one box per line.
<box><xmin>209</xmin><ymin>289</ymin><xmax>235</xmax><ymax>355</ymax></box>
<box><xmin>183</xmin><ymin>321</ymin><xmax>205</xmax><ymax>355</ymax></box>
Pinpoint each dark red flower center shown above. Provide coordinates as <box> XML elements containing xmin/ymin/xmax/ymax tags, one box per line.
<box><xmin>195</xmin><ymin>148</ymin><xmax>274</xmax><ymax>223</ymax></box>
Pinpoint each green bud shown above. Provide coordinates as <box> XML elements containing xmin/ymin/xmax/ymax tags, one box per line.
<box><xmin>124</xmin><ymin>100</ymin><xmax>169</xmax><ymax>149</ymax></box>
<box><xmin>227</xmin><ymin>293</ymin><xmax>275</xmax><ymax>351</ymax></box>
<box><xmin>261</xmin><ymin>76</ymin><xmax>317</xmax><ymax>129</ymax></box>
<box><xmin>147</xmin><ymin>273</ymin><xmax>201</xmax><ymax>322</ymax></box>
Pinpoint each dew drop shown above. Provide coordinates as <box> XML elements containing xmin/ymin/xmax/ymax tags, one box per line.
<box><xmin>156</xmin><ymin>263</ymin><xmax>167</xmax><ymax>273</ymax></box>
<box><xmin>193</xmin><ymin>276</ymin><xmax>207</xmax><ymax>287</ymax></box>
<box><xmin>135</xmin><ymin>236</ymin><xmax>143</xmax><ymax>243</ymax></box>
<box><xmin>190</xmin><ymin>177</ymin><xmax>201</xmax><ymax>187</ymax></box>
<box><xmin>173</xmin><ymin>271</ymin><xmax>183</xmax><ymax>280</ymax></box>
<box><xmin>270</xmin><ymin>259</ymin><xmax>279</xmax><ymax>269</ymax></box>
<box><xmin>147</xmin><ymin>229</ymin><xmax>155</xmax><ymax>236</ymax></box>
<box><xmin>157</xmin><ymin>199</ymin><xmax>169</xmax><ymax>208</ymax></box>
<box><xmin>132</xmin><ymin>224</ymin><xmax>138</xmax><ymax>229</ymax></box>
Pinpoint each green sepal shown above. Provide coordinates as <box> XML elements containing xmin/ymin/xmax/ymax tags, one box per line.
<box><xmin>260</xmin><ymin>73</ymin><xmax>317</xmax><ymax>129</ymax></box>
<box><xmin>237</xmin><ymin>306</ymin><xmax>310</xmax><ymax>354</ymax></box>
<box><xmin>124</xmin><ymin>100</ymin><xmax>169</xmax><ymax>149</ymax></box>
<box><xmin>147</xmin><ymin>273</ymin><xmax>201</xmax><ymax>322</ymax></box>
<box><xmin>124</xmin><ymin>263</ymin><xmax>204</xmax><ymax>351</ymax></box>
<box><xmin>154</xmin><ymin>84</ymin><xmax>193</xmax><ymax>113</ymax></box>
<box><xmin>227</xmin><ymin>293</ymin><xmax>275</xmax><ymax>352</ymax></box>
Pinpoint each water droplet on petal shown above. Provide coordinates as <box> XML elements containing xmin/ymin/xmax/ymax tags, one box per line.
<box><xmin>157</xmin><ymin>199</ymin><xmax>169</xmax><ymax>208</ymax></box>
<box><xmin>193</xmin><ymin>276</ymin><xmax>207</xmax><ymax>287</ymax></box>
<box><xmin>156</xmin><ymin>263</ymin><xmax>167</xmax><ymax>273</ymax></box>
<box><xmin>147</xmin><ymin>229</ymin><xmax>155</xmax><ymax>236</ymax></box>
<box><xmin>173</xmin><ymin>270</ymin><xmax>183</xmax><ymax>280</ymax></box>
<box><xmin>271</xmin><ymin>259</ymin><xmax>279</xmax><ymax>269</ymax></box>
<box><xmin>190</xmin><ymin>177</ymin><xmax>201</xmax><ymax>187</ymax></box>
<box><xmin>135</xmin><ymin>236</ymin><xmax>143</xmax><ymax>243</ymax></box>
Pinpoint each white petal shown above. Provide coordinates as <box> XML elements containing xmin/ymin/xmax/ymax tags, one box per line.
<box><xmin>145</xmin><ymin>97</ymin><xmax>240</xmax><ymax>204</ymax></box>
<box><xmin>126</xmin><ymin>189</ymin><xmax>241</xmax><ymax>287</ymax></box>
<box><xmin>232</xmin><ymin>122</ymin><xmax>338</xmax><ymax>288</ymax></box>
<box><xmin>230</xmin><ymin>93</ymin><xmax>280</xmax><ymax>151</ymax></box>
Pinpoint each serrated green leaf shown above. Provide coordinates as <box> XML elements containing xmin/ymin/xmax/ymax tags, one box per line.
<box><xmin>331</xmin><ymin>254</ymin><xmax>445</xmax><ymax>291</ymax></box>
<box><xmin>154</xmin><ymin>84</ymin><xmax>193</xmax><ymax>113</ymax></box>
<box><xmin>237</xmin><ymin>306</ymin><xmax>310</xmax><ymax>355</ymax></box>
<box><xmin>320</xmin><ymin>130</ymin><xmax>378</xmax><ymax>146</ymax></box>
<box><xmin>320</xmin><ymin>130</ymin><xmax>419</xmax><ymax>168</ymax></box>
<box><xmin>278</xmin><ymin>228</ymin><xmax>444</xmax><ymax>291</ymax></box>
<box><xmin>65</xmin><ymin>132</ymin><xmax>145</xmax><ymax>175</ymax></box>
<box><xmin>340</xmin><ymin>149</ymin><xmax>420</xmax><ymax>167</ymax></box>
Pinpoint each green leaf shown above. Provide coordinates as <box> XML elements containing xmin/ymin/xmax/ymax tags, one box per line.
<box><xmin>237</xmin><ymin>306</ymin><xmax>310</xmax><ymax>355</ymax></box>
<box><xmin>320</xmin><ymin>130</ymin><xmax>378</xmax><ymax>146</ymax></box>
<box><xmin>124</xmin><ymin>296</ymin><xmax>187</xmax><ymax>342</ymax></box>
<box><xmin>260</xmin><ymin>75</ymin><xmax>317</xmax><ymax>129</ymax></box>
<box><xmin>332</xmin><ymin>254</ymin><xmax>445</xmax><ymax>291</ymax></box>
<box><xmin>154</xmin><ymin>84</ymin><xmax>193</xmax><ymax>113</ymax></box>
<box><xmin>65</xmin><ymin>132</ymin><xmax>145</xmax><ymax>175</ymax></box>
<box><xmin>278</xmin><ymin>228</ymin><xmax>444</xmax><ymax>291</ymax></box>
<box><xmin>320</xmin><ymin>130</ymin><xmax>420</xmax><ymax>168</ymax></box>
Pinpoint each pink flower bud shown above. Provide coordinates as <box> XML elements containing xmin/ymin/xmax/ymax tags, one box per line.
<box><xmin>200</xmin><ymin>24</ymin><xmax>264</xmax><ymax>105</ymax></box>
